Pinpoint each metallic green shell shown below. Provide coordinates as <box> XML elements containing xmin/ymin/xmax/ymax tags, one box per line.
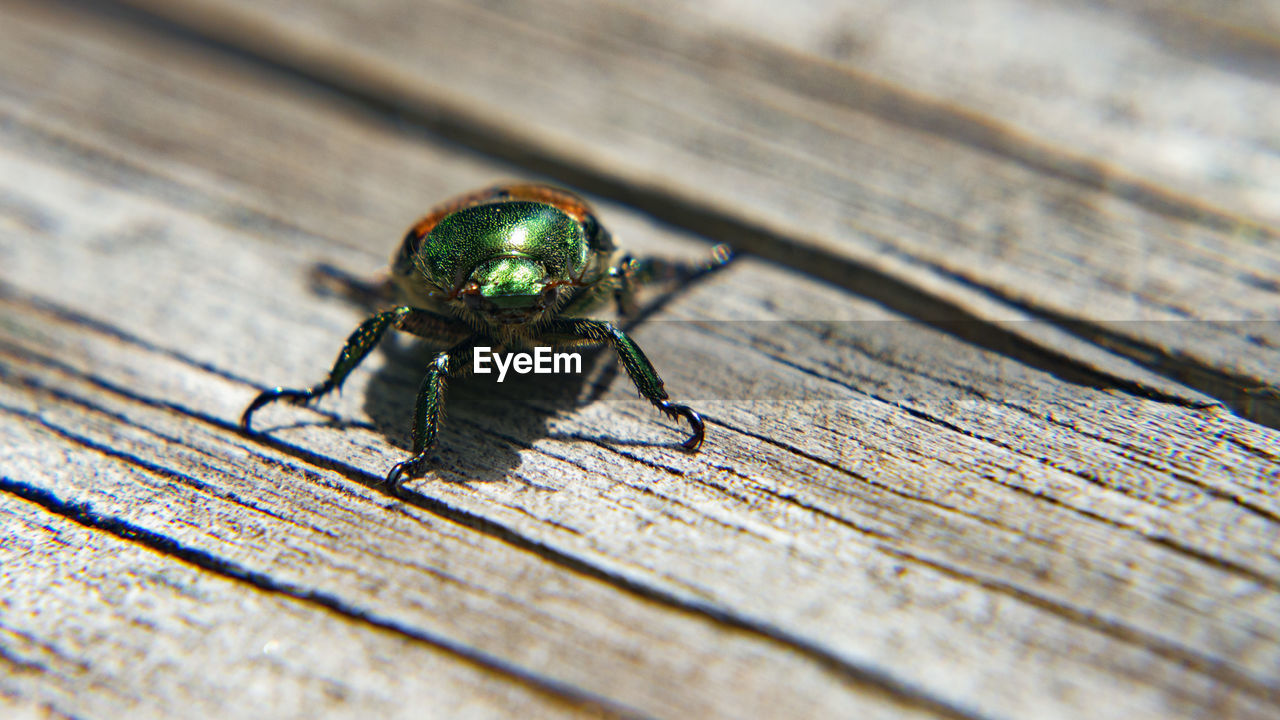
<box><xmin>414</xmin><ymin>202</ymin><xmax>589</xmax><ymax>292</ymax></box>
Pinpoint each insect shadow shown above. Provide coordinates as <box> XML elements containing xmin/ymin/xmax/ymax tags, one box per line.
<box><xmin>308</xmin><ymin>261</ymin><xmax>700</xmax><ymax>485</ymax></box>
<box><xmin>363</xmin><ymin>332</ymin><xmax>615</xmax><ymax>484</ymax></box>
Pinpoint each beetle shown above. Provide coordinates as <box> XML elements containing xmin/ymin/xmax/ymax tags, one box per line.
<box><xmin>241</xmin><ymin>182</ymin><xmax>732</xmax><ymax>491</ymax></box>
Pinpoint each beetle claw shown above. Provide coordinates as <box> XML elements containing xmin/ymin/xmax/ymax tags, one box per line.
<box><xmin>385</xmin><ymin>462</ymin><xmax>411</xmax><ymax>496</ymax></box>
<box><xmin>658</xmin><ymin>400</ymin><xmax>705</xmax><ymax>452</ymax></box>
<box><xmin>241</xmin><ymin>387</ymin><xmax>316</xmax><ymax>431</ymax></box>
<box><xmin>386</xmin><ymin>455</ymin><xmax>429</xmax><ymax>496</ymax></box>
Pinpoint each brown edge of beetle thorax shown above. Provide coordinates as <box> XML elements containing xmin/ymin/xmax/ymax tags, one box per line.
<box><xmin>392</xmin><ymin>183</ymin><xmax>614</xmax><ymax>278</ymax></box>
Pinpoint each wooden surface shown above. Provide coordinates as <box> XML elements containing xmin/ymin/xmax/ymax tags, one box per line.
<box><xmin>1</xmin><ymin>1</ymin><xmax>1277</xmax><ymax>718</ymax></box>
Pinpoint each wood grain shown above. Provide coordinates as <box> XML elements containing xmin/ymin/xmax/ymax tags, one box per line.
<box><xmin>101</xmin><ymin>0</ymin><xmax>1280</xmax><ymax>430</ymax></box>
<box><xmin>637</xmin><ymin>0</ymin><xmax>1280</xmax><ymax>226</ymax></box>
<box><xmin>1</xmin><ymin>1</ymin><xmax>1278</xmax><ymax>719</ymax></box>
<box><xmin>0</xmin><ymin>492</ymin><xmax>605</xmax><ymax>720</ymax></box>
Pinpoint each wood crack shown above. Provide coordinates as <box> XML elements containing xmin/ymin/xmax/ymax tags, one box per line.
<box><xmin>707</xmin><ymin>322</ymin><xmax>1280</xmax><ymax>562</ymax></box>
<box><xmin>793</xmin><ymin>323</ymin><xmax>1280</xmax><ymax>526</ymax></box>
<box><xmin>1047</xmin><ymin>316</ymin><xmax>1280</xmax><ymax>430</ymax></box>
<box><xmin>464</xmin><ymin>0</ymin><xmax>1277</xmax><ymax>237</ymax></box>
<box><xmin>0</xmin><ymin>477</ymin><xmax>649</xmax><ymax>720</ymax></box>
<box><xmin>875</xmin><ymin>544</ymin><xmax>1280</xmax><ymax>704</ymax></box>
<box><xmin>0</xmin><ymin>381</ymin><xmax>577</xmax><ymax>625</ymax></box>
<box><xmin>710</xmin><ymin>415</ymin><xmax>1280</xmax><ymax>696</ymax></box>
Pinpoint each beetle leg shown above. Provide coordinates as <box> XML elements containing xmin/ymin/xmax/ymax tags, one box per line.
<box><xmin>627</xmin><ymin>246</ymin><xmax>735</xmax><ymax>284</ymax></box>
<box><xmin>610</xmin><ymin>254</ymin><xmax>639</xmax><ymax>317</ymax></box>
<box><xmin>613</xmin><ymin>244</ymin><xmax>734</xmax><ymax>316</ymax></box>
<box><xmin>385</xmin><ymin>339</ymin><xmax>478</xmax><ymax>493</ymax></box>
<box><xmin>545</xmin><ymin>319</ymin><xmax>704</xmax><ymax>451</ymax></box>
<box><xmin>241</xmin><ymin>306</ymin><xmax>457</xmax><ymax>430</ymax></box>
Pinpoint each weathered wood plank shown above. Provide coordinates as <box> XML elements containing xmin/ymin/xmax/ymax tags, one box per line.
<box><xmin>5</xmin><ymin>143</ymin><xmax>1278</xmax><ymax>719</ymax></box>
<box><xmin>0</xmin><ymin>194</ymin><xmax>958</xmax><ymax>719</ymax></box>
<box><xmin>0</xmin><ymin>0</ymin><xmax>1227</xmax><ymax>421</ymax></box>
<box><xmin>100</xmin><ymin>0</ymin><xmax>1280</xmax><ymax>429</ymax></box>
<box><xmin>1</xmin><ymin>362</ymin><xmax>910</xmax><ymax>720</ymax></box>
<box><xmin>0</xmin><ymin>492</ymin><xmax>605</xmax><ymax>720</ymax></box>
<box><xmin>637</xmin><ymin>0</ymin><xmax>1280</xmax><ymax>225</ymax></box>
<box><xmin>2</xmin><ymin>2</ymin><xmax>1278</xmax><ymax>719</ymax></box>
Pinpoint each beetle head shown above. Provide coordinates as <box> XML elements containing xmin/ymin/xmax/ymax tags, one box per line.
<box><xmin>459</xmin><ymin>256</ymin><xmax>565</xmax><ymax>323</ymax></box>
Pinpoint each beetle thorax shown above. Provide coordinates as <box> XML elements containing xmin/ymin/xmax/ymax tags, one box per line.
<box><xmin>413</xmin><ymin>201</ymin><xmax>592</xmax><ymax>328</ymax></box>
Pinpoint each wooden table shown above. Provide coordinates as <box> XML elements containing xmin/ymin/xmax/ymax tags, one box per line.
<box><xmin>2</xmin><ymin>1</ymin><xmax>1277</xmax><ymax>717</ymax></box>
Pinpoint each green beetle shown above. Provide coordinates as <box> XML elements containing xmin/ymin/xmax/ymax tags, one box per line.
<box><xmin>242</xmin><ymin>183</ymin><xmax>731</xmax><ymax>490</ymax></box>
